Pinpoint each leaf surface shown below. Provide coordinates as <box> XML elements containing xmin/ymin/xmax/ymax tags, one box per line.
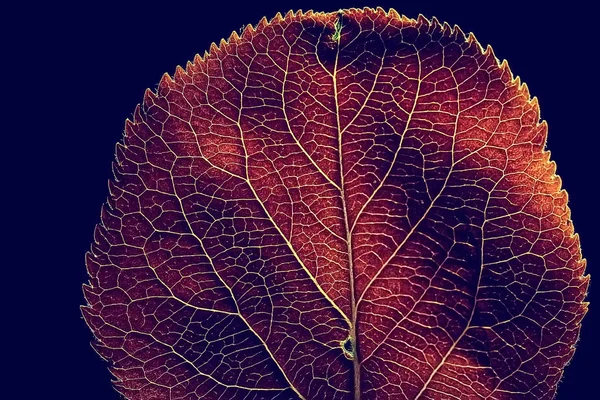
<box><xmin>83</xmin><ymin>8</ymin><xmax>589</xmax><ymax>400</ymax></box>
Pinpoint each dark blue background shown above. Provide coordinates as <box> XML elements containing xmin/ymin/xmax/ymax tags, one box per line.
<box><xmin>8</xmin><ymin>1</ymin><xmax>595</xmax><ymax>399</ymax></box>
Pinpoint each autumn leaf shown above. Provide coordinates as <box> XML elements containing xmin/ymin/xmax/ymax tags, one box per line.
<box><xmin>82</xmin><ymin>8</ymin><xmax>589</xmax><ymax>400</ymax></box>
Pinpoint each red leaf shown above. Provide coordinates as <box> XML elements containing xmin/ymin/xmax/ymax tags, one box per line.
<box><xmin>83</xmin><ymin>8</ymin><xmax>589</xmax><ymax>400</ymax></box>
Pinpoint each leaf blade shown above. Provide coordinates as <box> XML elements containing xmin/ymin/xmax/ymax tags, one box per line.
<box><xmin>83</xmin><ymin>8</ymin><xmax>589</xmax><ymax>400</ymax></box>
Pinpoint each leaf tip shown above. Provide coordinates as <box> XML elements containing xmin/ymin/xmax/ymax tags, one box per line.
<box><xmin>441</xmin><ymin>20</ymin><xmax>452</xmax><ymax>33</ymax></box>
<box><xmin>257</xmin><ymin>16</ymin><xmax>269</xmax><ymax>30</ymax></box>
<box><xmin>241</xmin><ymin>24</ymin><xmax>255</xmax><ymax>40</ymax></box>
<box><xmin>228</xmin><ymin>30</ymin><xmax>241</xmax><ymax>44</ymax></box>
<box><xmin>453</xmin><ymin>24</ymin><xmax>466</xmax><ymax>40</ymax></box>
<box><xmin>416</xmin><ymin>13</ymin><xmax>431</xmax><ymax>26</ymax></box>
<box><xmin>209</xmin><ymin>41</ymin><xmax>220</xmax><ymax>55</ymax></box>
<box><xmin>499</xmin><ymin>58</ymin><xmax>511</xmax><ymax>74</ymax></box>
<box><xmin>192</xmin><ymin>53</ymin><xmax>203</xmax><ymax>66</ymax></box>
<box><xmin>519</xmin><ymin>80</ymin><xmax>531</xmax><ymax>99</ymax></box>
<box><xmin>175</xmin><ymin>64</ymin><xmax>186</xmax><ymax>77</ymax></box>
<box><xmin>388</xmin><ymin>8</ymin><xmax>401</xmax><ymax>20</ymax></box>
<box><xmin>272</xmin><ymin>11</ymin><xmax>284</xmax><ymax>23</ymax></box>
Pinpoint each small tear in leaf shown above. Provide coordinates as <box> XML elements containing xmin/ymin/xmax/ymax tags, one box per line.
<box><xmin>342</xmin><ymin>337</ymin><xmax>354</xmax><ymax>360</ymax></box>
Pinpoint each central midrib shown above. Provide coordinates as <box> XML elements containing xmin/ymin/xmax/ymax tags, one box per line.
<box><xmin>330</xmin><ymin>11</ymin><xmax>362</xmax><ymax>400</ymax></box>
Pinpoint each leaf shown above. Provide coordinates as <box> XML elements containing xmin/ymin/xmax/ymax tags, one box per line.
<box><xmin>82</xmin><ymin>7</ymin><xmax>589</xmax><ymax>400</ymax></box>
